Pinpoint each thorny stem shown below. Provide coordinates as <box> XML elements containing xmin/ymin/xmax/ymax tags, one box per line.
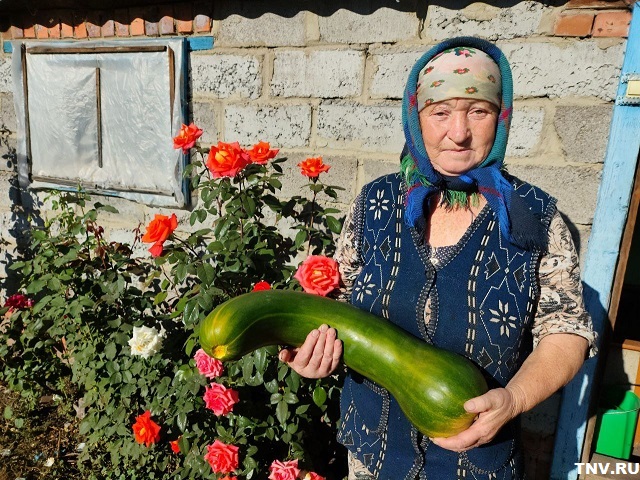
<box><xmin>306</xmin><ymin>183</ymin><xmax>318</xmax><ymax>256</ymax></box>
<box><xmin>238</xmin><ymin>176</ymin><xmax>245</xmax><ymax>244</ymax></box>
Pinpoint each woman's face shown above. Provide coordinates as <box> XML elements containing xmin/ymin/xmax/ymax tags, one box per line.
<box><xmin>419</xmin><ymin>98</ymin><xmax>499</xmax><ymax>176</ymax></box>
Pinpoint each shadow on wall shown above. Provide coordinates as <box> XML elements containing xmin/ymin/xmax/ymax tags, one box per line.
<box><xmin>0</xmin><ymin>130</ymin><xmax>43</xmax><ymax>296</ymax></box>
<box><xmin>0</xmin><ymin>0</ymin><xmax>570</xmax><ymax>30</ymax></box>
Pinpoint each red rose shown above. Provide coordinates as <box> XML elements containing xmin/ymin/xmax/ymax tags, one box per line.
<box><xmin>203</xmin><ymin>383</ymin><xmax>239</xmax><ymax>416</ymax></box>
<box><xmin>170</xmin><ymin>438</ymin><xmax>181</xmax><ymax>454</ymax></box>
<box><xmin>204</xmin><ymin>440</ymin><xmax>239</xmax><ymax>474</ymax></box>
<box><xmin>220</xmin><ymin>477</ymin><xmax>238</xmax><ymax>480</ymax></box>
<box><xmin>206</xmin><ymin>141</ymin><xmax>251</xmax><ymax>178</ymax></box>
<box><xmin>294</xmin><ymin>255</ymin><xmax>340</xmax><ymax>296</ymax></box>
<box><xmin>248</xmin><ymin>141</ymin><xmax>279</xmax><ymax>165</ymax></box>
<box><xmin>194</xmin><ymin>348</ymin><xmax>224</xmax><ymax>379</ymax></box>
<box><xmin>252</xmin><ymin>280</ymin><xmax>271</xmax><ymax>292</ymax></box>
<box><xmin>141</xmin><ymin>213</ymin><xmax>178</xmax><ymax>257</ymax></box>
<box><xmin>173</xmin><ymin>123</ymin><xmax>203</xmax><ymax>153</ymax></box>
<box><xmin>297</xmin><ymin>157</ymin><xmax>330</xmax><ymax>179</ymax></box>
<box><xmin>132</xmin><ymin>410</ymin><xmax>161</xmax><ymax>447</ymax></box>
<box><xmin>4</xmin><ymin>294</ymin><xmax>34</xmax><ymax>312</ymax></box>
<box><xmin>269</xmin><ymin>459</ymin><xmax>300</xmax><ymax>480</ymax></box>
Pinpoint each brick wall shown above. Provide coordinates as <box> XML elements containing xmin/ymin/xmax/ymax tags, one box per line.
<box><xmin>0</xmin><ymin>2</ymin><xmax>634</xmax><ymax>477</ymax></box>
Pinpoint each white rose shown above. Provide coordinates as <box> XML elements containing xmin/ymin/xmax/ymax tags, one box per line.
<box><xmin>128</xmin><ymin>325</ymin><xmax>164</xmax><ymax>359</ymax></box>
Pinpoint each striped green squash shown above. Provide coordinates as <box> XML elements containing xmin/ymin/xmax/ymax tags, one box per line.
<box><xmin>200</xmin><ymin>290</ymin><xmax>488</xmax><ymax>437</ymax></box>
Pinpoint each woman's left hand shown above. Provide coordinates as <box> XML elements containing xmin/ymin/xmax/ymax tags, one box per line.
<box><xmin>430</xmin><ymin>387</ymin><xmax>523</xmax><ymax>452</ymax></box>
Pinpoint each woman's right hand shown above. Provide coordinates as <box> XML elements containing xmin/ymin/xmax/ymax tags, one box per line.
<box><xmin>278</xmin><ymin>324</ymin><xmax>343</xmax><ymax>379</ymax></box>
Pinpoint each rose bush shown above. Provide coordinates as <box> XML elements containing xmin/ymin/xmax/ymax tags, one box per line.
<box><xmin>0</xmin><ymin>129</ymin><xmax>347</xmax><ymax>479</ymax></box>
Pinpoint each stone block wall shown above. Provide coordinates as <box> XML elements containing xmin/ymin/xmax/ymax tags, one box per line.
<box><xmin>0</xmin><ymin>1</ymin><xmax>630</xmax><ymax>256</ymax></box>
<box><xmin>0</xmin><ymin>1</ymin><xmax>633</xmax><ymax>477</ymax></box>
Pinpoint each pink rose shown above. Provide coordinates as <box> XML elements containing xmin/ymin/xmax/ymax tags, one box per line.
<box><xmin>194</xmin><ymin>348</ymin><xmax>224</xmax><ymax>379</ymax></box>
<box><xmin>203</xmin><ymin>383</ymin><xmax>239</xmax><ymax>416</ymax></box>
<box><xmin>204</xmin><ymin>440</ymin><xmax>239</xmax><ymax>474</ymax></box>
<box><xmin>269</xmin><ymin>459</ymin><xmax>300</xmax><ymax>480</ymax></box>
<box><xmin>293</xmin><ymin>255</ymin><xmax>340</xmax><ymax>296</ymax></box>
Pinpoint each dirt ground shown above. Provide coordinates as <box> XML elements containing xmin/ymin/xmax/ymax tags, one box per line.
<box><xmin>0</xmin><ymin>383</ymin><xmax>82</xmax><ymax>480</ymax></box>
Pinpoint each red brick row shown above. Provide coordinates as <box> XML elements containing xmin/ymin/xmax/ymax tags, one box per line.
<box><xmin>554</xmin><ymin>9</ymin><xmax>632</xmax><ymax>37</ymax></box>
<box><xmin>1</xmin><ymin>8</ymin><xmax>212</xmax><ymax>40</ymax></box>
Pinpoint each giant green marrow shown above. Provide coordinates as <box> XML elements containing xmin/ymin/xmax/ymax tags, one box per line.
<box><xmin>200</xmin><ymin>290</ymin><xmax>488</xmax><ymax>437</ymax></box>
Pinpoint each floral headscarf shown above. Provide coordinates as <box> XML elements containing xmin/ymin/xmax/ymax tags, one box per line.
<box><xmin>416</xmin><ymin>47</ymin><xmax>502</xmax><ymax>111</ymax></box>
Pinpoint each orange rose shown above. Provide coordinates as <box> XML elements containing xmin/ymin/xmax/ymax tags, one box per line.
<box><xmin>248</xmin><ymin>141</ymin><xmax>279</xmax><ymax>165</ymax></box>
<box><xmin>141</xmin><ymin>213</ymin><xmax>178</xmax><ymax>257</ymax></box>
<box><xmin>173</xmin><ymin>123</ymin><xmax>203</xmax><ymax>153</ymax></box>
<box><xmin>294</xmin><ymin>255</ymin><xmax>340</xmax><ymax>296</ymax></box>
<box><xmin>206</xmin><ymin>142</ymin><xmax>251</xmax><ymax>178</ymax></box>
<box><xmin>170</xmin><ymin>438</ymin><xmax>181</xmax><ymax>454</ymax></box>
<box><xmin>297</xmin><ymin>157</ymin><xmax>330</xmax><ymax>179</ymax></box>
<box><xmin>132</xmin><ymin>410</ymin><xmax>161</xmax><ymax>447</ymax></box>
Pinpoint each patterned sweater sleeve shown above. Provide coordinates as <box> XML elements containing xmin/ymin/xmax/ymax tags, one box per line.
<box><xmin>334</xmin><ymin>193</ymin><xmax>365</xmax><ymax>302</ymax></box>
<box><xmin>532</xmin><ymin>210</ymin><xmax>598</xmax><ymax>357</ymax></box>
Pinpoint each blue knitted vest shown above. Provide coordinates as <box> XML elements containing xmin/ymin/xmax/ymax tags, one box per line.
<box><xmin>337</xmin><ymin>173</ymin><xmax>556</xmax><ymax>480</ymax></box>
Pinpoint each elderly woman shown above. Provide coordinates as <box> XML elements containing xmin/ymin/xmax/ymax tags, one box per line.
<box><xmin>279</xmin><ymin>37</ymin><xmax>596</xmax><ymax>479</ymax></box>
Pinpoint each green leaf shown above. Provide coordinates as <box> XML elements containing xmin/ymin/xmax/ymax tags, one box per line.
<box><xmin>312</xmin><ymin>386</ymin><xmax>327</xmax><ymax>407</ymax></box>
<box><xmin>294</xmin><ymin>230</ymin><xmax>307</xmax><ymax>249</ymax></box>
<box><xmin>94</xmin><ymin>202</ymin><xmax>119</xmax><ymax>213</ymax></box>
<box><xmin>253</xmin><ymin>348</ymin><xmax>268</xmax><ymax>373</ymax></box>
<box><xmin>295</xmin><ymin>404</ymin><xmax>310</xmax><ymax>415</ymax></box>
<box><xmin>183</xmin><ymin>301</ymin><xmax>200</xmax><ymax>327</ymax></box>
<box><xmin>207</xmin><ymin>241</ymin><xmax>224</xmax><ymax>252</ymax></box>
<box><xmin>177</xmin><ymin>412</ymin><xmax>188</xmax><ymax>432</ymax></box>
<box><xmin>283</xmin><ymin>392</ymin><xmax>298</xmax><ymax>404</ymax></box>
<box><xmin>324</xmin><ymin>187</ymin><xmax>339</xmax><ymax>199</ymax></box>
<box><xmin>153</xmin><ymin>291</ymin><xmax>168</xmax><ymax>306</ymax></box>
<box><xmin>197</xmin><ymin>291</ymin><xmax>213</xmax><ymax>312</ymax></box>
<box><xmin>264</xmin><ymin>379</ymin><xmax>279</xmax><ymax>394</ymax></box>
<box><xmin>175</xmin><ymin>263</ymin><xmax>188</xmax><ymax>283</ymax></box>
<box><xmin>196</xmin><ymin>263</ymin><xmax>216</xmax><ymax>287</ymax></box>
<box><xmin>242</xmin><ymin>195</ymin><xmax>256</xmax><ymax>217</ymax></box>
<box><xmin>326</xmin><ymin>215</ymin><xmax>342</xmax><ymax>234</ymax></box>
<box><xmin>275</xmin><ymin>400</ymin><xmax>289</xmax><ymax>424</ymax></box>
<box><xmin>3</xmin><ymin>405</ymin><xmax>13</xmax><ymax>419</ymax></box>
<box><xmin>104</xmin><ymin>343</ymin><xmax>117</xmax><ymax>360</ymax></box>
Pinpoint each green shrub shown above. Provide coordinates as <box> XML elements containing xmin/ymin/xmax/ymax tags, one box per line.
<box><xmin>1</xmin><ymin>139</ymin><xmax>346</xmax><ymax>479</ymax></box>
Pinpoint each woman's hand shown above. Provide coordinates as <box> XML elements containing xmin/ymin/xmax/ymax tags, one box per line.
<box><xmin>430</xmin><ymin>386</ymin><xmax>524</xmax><ymax>452</ymax></box>
<box><xmin>278</xmin><ymin>324</ymin><xmax>343</xmax><ymax>379</ymax></box>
